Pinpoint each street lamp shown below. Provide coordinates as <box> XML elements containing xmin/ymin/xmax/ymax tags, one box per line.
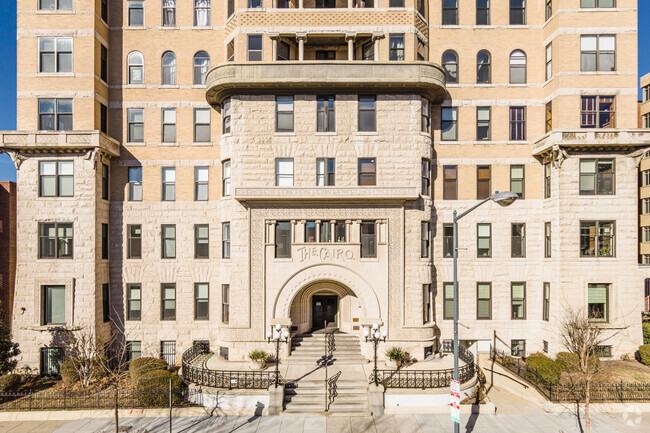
<box><xmin>363</xmin><ymin>323</ymin><xmax>387</xmax><ymax>386</ymax></box>
<box><xmin>452</xmin><ymin>191</ymin><xmax>518</xmax><ymax>433</ymax></box>
<box><xmin>266</xmin><ymin>323</ymin><xmax>290</xmax><ymax>387</ymax></box>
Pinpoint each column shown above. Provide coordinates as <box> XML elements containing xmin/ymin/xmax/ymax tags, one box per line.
<box><xmin>330</xmin><ymin>220</ymin><xmax>336</xmax><ymax>243</ymax></box>
<box><xmin>372</xmin><ymin>32</ymin><xmax>383</xmax><ymax>61</ymax></box>
<box><xmin>346</xmin><ymin>34</ymin><xmax>356</xmax><ymax>61</ymax></box>
<box><xmin>297</xmin><ymin>34</ymin><xmax>306</xmax><ymax>61</ymax></box>
<box><xmin>316</xmin><ymin>220</ymin><xmax>321</xmax><ymax>243</ymax></box>
<box><xmin>348</xmin><ymin>0</ymin><xmax>354</xmax><ymax>7</ymax></box>
<box><xmin>345</xmin><ymin>220</ymin><xmax>352</xmax><ymax>243</ymax></box>
<box><xmin>299</xmin><ymin>0</ymin><xmax>304</xmax><ymax>9</ymax></box>
<box><xmin>270</xmin><ymin>33</ymin><xmax>279</xmax><ymax>62</ymax></box>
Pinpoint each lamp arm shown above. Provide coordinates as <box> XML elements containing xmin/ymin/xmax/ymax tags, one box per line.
<box><xmin>454</xmin><ymin>196</ymin><xmax>491</xmax><ymax>222</ymax></box>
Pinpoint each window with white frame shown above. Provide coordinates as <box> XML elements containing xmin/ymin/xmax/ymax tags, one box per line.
<box><xmin>276</xmin><ymin>96</ymin><xmax>294</xmax><ymax>132</ymax></box>
<box><xmin>195</xmin><ymin>166</ymin><xmax>209</xmax><ymax>201</ymax></box>
<box><xmin>317</xmin><ymin>158</ymin><xmax>335</xmax><ymax>186</ymax></box>
<box><xmin>643</xmin><ymin>170</ymin><xmax>650</xmax><ymax>187</ymax></box>
<box><xmin>222</xmin><ymin>99</ymin><xmax>231</xmax><ymax>133</ymax></box>
<box><xmin>161</xmin><ymin>51</ymin><xmax>176</xmax><ymax>84</ymax></box>
<box><xmin>39</xmin><ymin>0</ymin><xmax>72</xmax><ymax>10</ymax></box>
<box><xmin>194</xmin><ymin>0</ymin><xmax>211</xmax><ymax>26</ymax></box>
<box><xmin>128</xmin><ymin>167</ymin><xmax>142</xmax><ymax>201</ymax></box>
<box><xmin>193</xmin><ymin>51</ymin><xmax>210</xmax><ymax>85</ymax></box>
<box><xmin>546</xmin><ymin>43</ymin><xmax>552</xmax><ymax>80</ymax></box>
<box><xmin>127</xmin><ymin>109</ymin><xmax>144</xmax><ymax>142</ymax></box>
<box><xmin>509</xmin><ymin>50</ymin><xmax>526</xmax><ymax>84</ymax></box>
<box><xmin>162</xmin><ymin>0</ymin><xmax>176</xmax><ymax>26</ymax></box>
<box><xmin>581</xmin><ymin>35</ymin><xmax>615</xmax><ymax>71</ymax></box>
<box><xmin>509</xmin><ymin>106</ymin><xmax>526</xmax><ymax>141</ymax></box>
<box><xmin>128</xmin><ymin>1</ymin><xmax>144</xmax><ymax>26</ymax></box>
<box><xmin>39</xmin><ymin>37</ymin><xmax>72</xmax><ymax>73</ymax></box>
<box><xmin>39</xmin><ymin>161</ymin><xmax>73</xmax><ymax>197</ymax></box>
<box><xmin>38</xmin><ymin>99</ymin><xmax>72</xmax><ymax>131</ymax></box>
<box><xmin>43</xmin><ymin>285</ymin><xmax>66</xmax><ymax>325</ymax></box>
<box><xmin>161</xmin><ymin>108</ymin><xmax>176</xmax><ymax>142</ymax></box>
<box><xmin>275</xmin><ymin>158</ymin><xmax>294</xmax><ymax>186</ymax></box>
<box><xmin>161</xmin><ymin>167</ymin><xmax>176</xmax><ymax>201</ymax></box>
<box><xmin>579</xmin><ymin>158</ymin><xmax>614</xmax><ymax>195</ymax></box>
<box><xmin>127</xmin><ymin>51</ymin><xmax>144</xmax><ymax>84</ymax></box>
<box><xmin>643</xmin><ymin>226</ymin><xmax>650</xmax><ymax>243</ymax></box>
<box><xmin>222</xmin><ymin>160</ymin><xmax>231</xmax><ymax>196</ymax></box>
<box><xmin>194</xmin><ymin>108</ymin><xmax>210</xmax><ymax>142</ymax></box>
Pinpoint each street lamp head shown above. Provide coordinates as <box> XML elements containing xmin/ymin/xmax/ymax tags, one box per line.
<box><xmin>275</xmin><ymin>323</ymin><xmax>282</xmax><ymax>331</ymax></box>
<box><xmin>491</xmin><ymin>191</ymin><xmax>518</xmax><ymax>207</ymax></box>
<box><xmin>372</xmin><ymin>323</ymin><xmax>378</xmax><ymax>330</ymax></box>
<box><xmin>381</xmin><ymin>330</ymin><xmax>387</xmax><ymax>338</ymax></box>
<box><xmin>274</xmin><ymin>330</ymin><xmax>280</xmax><ymax>340</ymax></box>
<box><xmin>362</xmin><ymin>329</ymin><xmax>369</xmax><ymax>338</ymax></box>
<box><xmin>266</xmin><ymin>331</ymin><xmax>272</xmax><ymax>339</ymax></box>
<box><xmin>283</xmin><ymin>330</ymin><xmax>289</xmax><ymax>339</ymax></box>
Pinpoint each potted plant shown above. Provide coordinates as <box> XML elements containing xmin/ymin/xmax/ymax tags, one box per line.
<box><xmin>248</xmin><ymin>350</ymin><xmax>269</xmax><ymax>370</ymax></box>
<box><xmin>385</xmin><ymin>347</ymin><xmax>405</xmax><ymax>369</ymax></box>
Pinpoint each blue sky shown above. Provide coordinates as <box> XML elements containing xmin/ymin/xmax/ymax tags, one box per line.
<box><xmin>0</xmin><ymin>3</ymin><xmax>649</xmax><ymax>181</ymax></box>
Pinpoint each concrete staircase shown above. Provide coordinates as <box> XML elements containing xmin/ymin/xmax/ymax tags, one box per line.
<box><xmin>288</xmin><ymin>332</ymin><xmax>367</xmax><ymax>365</ymax></box>
<box><xmin>283</xmin><ymin>379</ymin><xmax>370</xmax><ymax>415</ymax></box>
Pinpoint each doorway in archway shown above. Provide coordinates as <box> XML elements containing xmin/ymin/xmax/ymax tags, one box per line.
<box><xmin>311</xmin><ymin>295</ymin><xmax>338</xmax><ymax>331</ymax></box>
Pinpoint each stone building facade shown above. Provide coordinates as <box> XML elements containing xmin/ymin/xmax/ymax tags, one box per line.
<box><xmin>1</xmin><ymin>0</ymin><xmax>649</xmax><ymax>373</ymax></box>
<box><xmin>0</xmin><ymin>181</ymin><xmax>16</xmax><ymax>329</ymax></box>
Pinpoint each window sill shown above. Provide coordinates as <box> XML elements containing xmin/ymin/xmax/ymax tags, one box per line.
<box><xmin>37</xmin><ymin>73</ymin><xmax>75</xmax><ymax>77</ymax></box>
<box><xmin>35</xmin><ymin>10</ymin><xmax>76</xmax><ymax>15</ymax></box>
<box><xmin>439</xmin><ymin>140</ymin><xmax>459</xmax><ymax>144</ymax></box>
<box><xmin>359</xmin><ymin>258</ymin><xmax>379</xmax><ymax>262</ymax></box>
<box><xmin>126</xmin><ymin>26</ymin><xmax>146</xmax><ymax>30</ymax></box>
<box><xmin>356</xmin><ymin>131</ymin><xmax>378</xmax><ymax>136</ymax></box>
<box><xmin>315</xmin><ymin>132</ymin><xmax>337</xmax><ymax>136</ymax></box>
<box><xmin>579</xmin><ymin>71</ymin><xmax>618</xmax><ymax>75</ymax></box>
<box><xmin>160</xmin><ymin>85</ymin><xmax>180</xmax><ymax>89</ymax></box>
<box><xmin>274</xmin><ymin>132</ymin><xmax>296</xmax><ymax>136</ymax></box>
<box><xmin>420</xmin><ymin>132</ymin><xmax>432</xmax><ymax>138</ymax></box>
<box><xmin>125</xmin><ymin>84</ymin><xmax>146</xmax><ymax>89</ymax></box>
<box><xmin>192</xmin><ymin>142</ymin><xmax>213</xmax><ymax>146</ymax></box>
<box><xmin>161</xmin><ymin>26</ymin><xmax>180</xmax><ymax>30</ymax></box>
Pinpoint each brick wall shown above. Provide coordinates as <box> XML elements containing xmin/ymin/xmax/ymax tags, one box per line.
<box><xmin>0</xmin><ymin>181</ymin><xmax>16</xmax><ymax>329</ymax></box>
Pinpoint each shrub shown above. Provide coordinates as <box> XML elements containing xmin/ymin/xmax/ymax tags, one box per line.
<box><xmin>643</xmin><ymin>323</ymin><xmax>650</xmax><ymax>345</ymax></box>
<box><xmin>555</xmin><ymin>351</ymin><xmax>600</xmax><ymax>372</ymax></box>
<box><xmin>135</xmin><ymin>370</ymin><xmax>183</xmax><ymax>406</ymax></box>
<box><xmin>638</xmin><ymin>345</ymin><xmax>650</xmax><ymax>367</ymax></box>
<box><xmin>385</xmin><ymin>347</ymin><xmax>406</xmax><ymax>361</ymax></box>
<box><xmin>129</xmin><ymin>357</ymin><xmax>168</xmax><ymax>382</ymax></box>
<box><xmin>524</xmin><ymin>353</ymin><xmax>561</xmax><ymax>385</ymax></box>
<box><xmin>248</xmin><ymin>350</ymin><xmax>269</xmax><ymax>362</ymax></box>
<box><xmin>0</xmin><ymin>374</ymin><xmax>21</xmax><ymax>393</ymax></box>
<box><xmin>60</xmin><ymin>359</ymin><xmax>81</xmax><ymax>386</ymax></box>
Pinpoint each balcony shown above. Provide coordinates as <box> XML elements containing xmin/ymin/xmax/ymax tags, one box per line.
<box><xmin>205</xmin><ymin>61</ymin><xmax>446</xmax><ymax>106</ymax></box>
<box><xmin>233</xmin><ymin>186</ymin><xmax>419</xmax><ymax>202</ymax></box>
<box><xmin>533</xmin><ymin>129</ymin><xmax>650</xmax><ymax>159</ymax></box>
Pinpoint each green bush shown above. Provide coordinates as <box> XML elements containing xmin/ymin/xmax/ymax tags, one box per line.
<box><xmin>524</xmin><ymin>353</ymin><xmax>561</xmax><ymax>385</ymax></box>
<box><xmin>135</xmin><ymin>370</ymin><xmax>183</xmax><ymax>406</ymax></box>
<box><xmin>60</xmin><ymin>359</ymin><xmax>80</xmax><ymax>386</ymax></box>
<box><xmin>385</xmin><ymin>347</ymin><xmax>406</xmax><ymax>361</ymax></box>
<box><xmin>0</xmin><ymin>374</ymin><xmax>21</xmax><ymax>393</ymax></box>
<box><xmin>248</xmin><ymin>350</ymin><xmax>269</xmax><ymax>361</ymax></box>
<box><xmin>643</xmin><ymin>323</ymin><xmax>650</xmax><ymax>345</ymax></box>
<box><xmin>638</xmin><ymin>345</ymin><xmax>650</xmax><ymax>367</ymax></box>
<box><xmin>555</xmin><ymin>351</ymin><xmax>600</xmax><ymax>372</ymax></box>
<box><xmin>129</xmin><ymin>357</ymin><xmax>168</xmax><ymax>382</ymax></box>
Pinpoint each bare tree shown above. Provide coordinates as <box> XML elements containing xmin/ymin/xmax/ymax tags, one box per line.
<box><xmin>63</xmin><ymin>327</ymin><xmax>103</xmax><ymax>388</ymax></box>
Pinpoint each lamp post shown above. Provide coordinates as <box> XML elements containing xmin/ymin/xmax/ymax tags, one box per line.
<box><xmin>363</xmin><ymin>323</ymin><xmax>387</xmax><ymax>386</ymax></box>
<box><xmin>266</xmin><ymin>323</ymin><xmax>289</xmax><ymax>388</ymax></box>
<box><xmin>452</xmin><ymin>191</ymin><xmax>518</xmax><ymax>433</ymax></box>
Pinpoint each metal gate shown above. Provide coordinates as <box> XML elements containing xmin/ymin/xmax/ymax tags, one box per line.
<box><xmin>160</xmin><ymin>340</ymin><xmax>176</xmax><ymax>366</ymax></box>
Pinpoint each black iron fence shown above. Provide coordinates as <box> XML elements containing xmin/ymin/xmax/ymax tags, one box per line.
<box><xmin>491</xmin><ymin>350</ymin><xmax>553</xmax><ymax>400</ymax></box>
<box><xmin>181</xmin><ymin>343</ymin><xmax>279</xmax><ymax>390</ymax></box>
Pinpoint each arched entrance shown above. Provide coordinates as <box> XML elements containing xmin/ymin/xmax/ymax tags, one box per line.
<box><xmin>289</xmin><ymin>281</ymin><xmax>362</xmax><ymax>333</ymax></box>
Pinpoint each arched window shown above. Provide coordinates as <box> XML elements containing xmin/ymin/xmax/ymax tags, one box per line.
<box><xmin>510</xmin><ymin>50</ymin><xmax>527</xmax><ymax>84</ymax></box>
<box><xmin>193</xmin><ymin>51</ymin><xmax>210</xmax><ymax>85</ymax></box>
<box><xmin>477</xmin><ymin>50</ymin><xmax>491</xmax><ymax>83</ymax></box>
<box><xmin>127</xmin><ymin>51</ymin><xmax>144</xmax><ymax>84</ymax></box>
<box><xmin>162</xmin><ymin>51</ymin><xmax>176</xmax><ymax>85</ymax></box>
<box><xmin>442</xmin><ymin>50</ymin><xmax>458</xmax><ymax>83</ymax></box>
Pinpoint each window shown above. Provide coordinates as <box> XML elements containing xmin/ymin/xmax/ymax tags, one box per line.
<box><xmin>643</xmin><ymin>170</ymin><xmax>650</xmax><ymax>187</ymax></box>
<box><xmin>195</xmin><ymin>167</ymin><xmax>209</xmax><ymax>201</ymax></box>
<box><xmin>162</xmin><ymin>0</ymin><xmax>176</xmax><ymax>26</ymax></box>
<box><xmin>41</xmin><ymin>347</ymin><xmax>65</xmax><ymax>376</ymax></box>
<box><xmin>222</xmin><ymin>98</ymin><xmax>231</xmax><ymax>134</ymax></box>
<box><xmin>361</xmin><ymin>0</ymin><xmax>374</xmax><ymax>7</ymax></box>
<box><xmin>101</xmin><ymin>164</ymin><xmax>109</xmax><ymax>200</ymax></box>
<box><xmin>222</xmin><ymin>284</ymin><xmax>230</xmax><ymax>323</ymax></box>
<box><xmin>39</xmin><ymin>0</ymin><xmax>72</xmax><ymax>10</ymax></box>
<box><xmin>316</xmin><ymin>50</ymin><xmax>336</xmax><ymax>61</ymax></box>
<box><xmin>442</xmin><ymin>0</ymin><xmax>458</xmax><ymax>25</ymax></box>
<box><xmin>443</xmin><ymin>165</ymin><xmax>458</xmax><ymax>200</ymax></box>
<box><xmin>39</xmin><ymin>161</ymin><xmax>73</xmax><ymax>197</ymax></box>
<box><xmin>417</xmin><ymin>40</ymin><xmax>425</xmax><ymax>61</ymax></box>
<box><xmin>222</xmin><ymin>222</ymin><xmax>230</xmax><ymax>258</ymax></box>
<box><xmin>222</xmin><ymin>160</ymin><xmax>231</xmax><ymax>196</ymax></box>
<box><xmin>127</xmin><ymin>225</ymin><xmax>142</xmax><ymax>259</ymax></box>
<box><xmin>195</xmin><ymin>224</ymin><xmax>209</xmax><ymax>259</ymax></box>
<box><xmin>101</xmin><ymin>45</ymin><xmax>108</xmax><ymax>82</ymax></box>
<box><xmin>227</xmin><ymin>41</ymin><xmax>235</xmax><ymax>62</ymax></box>
<box><xmin>510</xmin><ymin>0</ymin><xmax>526</xmax><ymax>24</ymax></box>
<box><xmin>161</xmin><ymin>284</ymin><xmax>176</xmax><ymax>320</ymax></box>
<box><xmin>644</xmin><ymin>86</ymin><xmax>650</xmax><ymax>102</ymax></box>
<box><xmin>545</xmin><ymin>101</ymin><xmax>552</xmax><ymax>133</ymax></box>
<box><xmin>477</xmin><ymin>282</ymin><xmax>491</xmax><ymax>320</ymax></box>
<box><xmin>443</xmin><ymin>224</ymin><xmax>453</xmax><ymax>257</ymax></box>
<box><xmin>477</xmin><ymin>165</ymin><xmax>491</xmax><ymax>199</ymax></box>
<box><xmin>127</xmin><ymin>341</ymin><xmax>141</xmax><ymax>362</ymax></box>
<box><xmin>421</xmin><ymin>222</ymin><xmax>430</xmax><ymax>258</ymax></box>
<box><xmin>477</xmin><ymin>0</ymin><xmax>490</xmax><ymax>25</ymax></box>
<box><xmin>358</xmin><ymin>96</ymin><xmax>376</xmax><ymax>132</ymax></box>
<box><xmin>360</xmin><ymin>221</ymin><xmax>376</xmax><ymax>258</ymax></box>
<box><xmin>276</xmin><ymin>96</ymin><xmax>294</xmax><ymax>132</ymax></box>
<box><xmin>38</xmin><ymin>99</ymin><xmax>72</xmax><ymax>131</ymax></box>
<box><xmin>644</xmin><ymin>114</ymin><xmax>650</xmax><ymax>129</ymax></box>
<box><xmin>193</xmin><ymin>51</ymin><xmax>210</xmax><ymax>85</ymax></box>
<box><xmin>101</xmin><ymin>223</ymin><xmax>109</xmax><ymax>259</ymax></box>
<box><xmin>588</xmin><ymin>283</ymin><xmax>608</xmax><ymax>322</ymax></box>
<box><xmin>442</xmin><ymin>51</ymin><xmax>458</xmax><ymax>83</ymax></box>
<box><xmin>319</xmin><ymin>221</ymin><xmax>331</xmax><ymax>243</ymax></box>
<box><xmin>545</xmin><ymin>44</ymin><xmax>552</xmax><ymax>80</ymax></box>
<box><xmin>511</xmin><ymin>223</ymin><xmax>525</xmax><ymax>258</ymax></box>
<box><xmin>39</xmin><ymin>37</ymin><xmax>72</xmax><ymax>73</ymax></box>
<box><xmin>39</xmin><ymin>223</ymin><xmax>73</xmax><ymax>259</ymax></box>
<box><xmin>127</xmin><ymin>284</ymin><xmax>141</xmax><ymax>320</ymax></box>
<box><xmin>102</xmin><ymin>283</ymin><xmax>110</xmax><ymax>322</ymax></box>
<box><xmin>128</xmin><ymin>167</ymin><xmax>142</xmax><ymax>201</ymax></box>
<box><xmin>476</xmin><ymin>107</ymin><xmax>490</xmax><ymax>140</ymax></box>
<box><xmin>127</xmin><ymin>52</ymin><xmax>145</xmax><ymax>85</ymax></box>
<box><xmin>645</xmin><ymin>279</ymin><xmax>650</xmax><ymax>311</ymax></box>
<box><xmin>362</xmin><ymin>42</ymin><xmax>374</xmax><ymax>60</ymax></box>
<box><xmin>477</xmin><ymin>50</ymin><xmax>491</xmax><ymax>83</ymax></box>
<box><xmin>643</xmin><ymin>226</ymin><xmax>650</xmax><ymax>243</ymax></box>
<box><xmin>161</xmin><ymin>225</ymin><xmax>176</xmax><ymax>258</ymax></box>
<box><xmin>101</xmin><ymin>0</ymin><xmax>108</xmax><ymax>22</ymax></box>
<box><xmin>191</xmin><ymin>109</ymin><xmax>211</xmax><ymax>143</ymax></box>
<box><xmin>594</xmin><ymin>345</ymin><xmax>612</xmax><ymax>357</ymax></box>
<box><xmin>477</xmin><ymin>223</ymin><xmax>491</xmax><ymax>257</ymax></box>
<box><xmin>161</xmin><ymin>167</ymin><xmax>176</xmax><ymax>201</ymax></box>
<box><xmin>161</xmin><ymin>51</ymin><xmax>176</xmax><ymax>85</ymax></box>
<box><xmin>422</xmin><ymin>284</ymin><xmax>432</xmax><ymax>323</ymax></box>
<box><xmin>43</xmin><ymin>285</ymin><xmax>66</xmax><ymax>324</ymax></box>
<box><xmin>127</xmin><ymin>109</ymin><xmax>144</xmax><ymax>142</ymax></box>
<box><xmin>161</xmin><ymin>108</ymin><xmax>176</xmax><ymax>142</ymax></box>
<box><xmin>194</xmin><ymin>0</ymin><xmax>211</xmax><ymax>26</ymax></box>
<box><xmin>421</xmin><ymin>159</ymin><xmax>431</xmax><ymax>195</ymax></box>
<box><xmin>195</xmin><ymin>283</ymin><xmax>209</xmax><ymax>320</ymax></box>
<box><xmin>128</xmin><ymin>1</ymin><xmax>144</xmax><ymax>26</ymax></box>
<box><xmin>389</xmin><ymin>34</ymin><xmax>404</xmax><ymax>61</ymax></box>
<box><xmin>317</xmin><ymin>158</ymin><xmax>335</xmax><ymax>186</ymax></box>
<box><xmin>275</xmin><ymin>221</ymin><xmax>291</xmax><ymax>258</ymax></box>
<box><xmin>317</xmin><ymin>96</ymin><xmax>335</xmax><ymax>132</ymax></box>
<box><xmin>544</xmin><ymin>164</ymin><xmax>551</xmax><ymax>198</ymax></box>
<box><xmin>546</xmin><ymin>0</ymin><xmax>552</xmax><ymax>19</ymax></box>
<box><xmin>389</xmin><ymin>0</ymin><xmax>404</xmax><ymax>6</ymax></box>
<box><xmin>543</xmin><ymin>282</ymin><xmax>550</xmax><ymax>321</ymax></box>
<box><xmin>358</xmin><ymin>158</ymin><xmax>376</xmax><ymax>186</ymax></box>
<box><xmin>545</xmin><ymin>222</ymin><xmax>552</xmax><ymax>258</ymax></box>
<box><xmin>511</xmin><ymin>282</ymin><xmax>526</xmax><ymax>319</ymax></box>
<box><xmin>509</xmin><ymin>106</ymin><xmax>526</xmax><ymax>141</ymax></box>
<box><xmin>441</xmin><ymin>107</ymin><xmax>458</xmax><ymax>141</ymax></box>
<box><xmin>643</xmin><ymin>255</ymin><xmax>650</xmax><ymax>265</ymax></box>
<box><xmin>160</xmin><ymin>341</ymin><xmax>176</xmax><ymax>366</ymax></box>
<box><xmin>510</xmin><ymin>165</ymin><xmax>524</xmax><ymax>198</ymax></box>
<box><xmin>275</xmin><ymin>158</ymin><xmax>294</xmax><ymax>186</ymax></box>
<box><xmin>100</xmin><ymin>104</ymin><xmax>107</xmax><ymax>134</ymax></box>
<box><xmin>579</xmin><ymin>158</ymin><xmax>614</xmax><ymax>195</ymax></box>
<box><xmin>580</xmin><ymin>221</ymin><xmax>614</xmax><ymax>257</ymax></box>
<box><xmin>580</xmin><ymin>96</ymin><xmax>615</xmax><ymax>128</ymax></box>
<box><xmin>509</xmin><ymin>50</ymin><xmax>526</xmax><ymax>84</ymax></box>
<box><xmin>644</xmin><ymin>199</ymin><xmax>650</xmax><ymax>215</ymax></box>
<box><xmin>581</xmin><ymin>0</ymin><xmax>615</xmax><ymax>7</ymax></box>
<box><xmin>249</xmin><ymin>0</ymin><xmax>262</xmax><ymax>6</ymax></box>
<box><xmin>305</xmin><ymin>221</ymin><xmax>316</xmax><ymax>243</ymax></box>
<box><xmin>248</xmin><ymin>35</ymin><xmax>262</xmax><ymax>61</ymax></box>
<box><xmin>421</xmin><ymin>99</ymin><xmax>431</xmax><ymax>133</ymax></box>
<box><xmin>335</xmin><ymin>221</ymin><xmax>346</xmax><ymax>243</ymax></box>
<box><xmin>581</xmin><ymin>35</ymin><xmax>615</xmax><ymax>71</ymax></box>
<box><xmin>511</xmin><ymin>340</ymin><xmax>525</xmax><ymax>357</ymax></box>
<box><xmin>443</xmin><ymin>282</ymin><xmax>454</xmax><ymax>320</ymax></box>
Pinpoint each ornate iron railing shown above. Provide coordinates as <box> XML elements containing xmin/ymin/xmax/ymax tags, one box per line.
<box><xmin>326</xmin><ymin>371</ymin><xmax>341</xmax><ymax>412</ymax></box>
<box><xmin>181</xmin><ymin>343</ymin><xmax>279</xmax><ymax>390</ymax></box>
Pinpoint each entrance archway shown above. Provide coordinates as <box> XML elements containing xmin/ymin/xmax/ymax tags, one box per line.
<box><xmin>289</xmin><ymin>281</ymin><xmax>360</xmax><ymax>333</ymax></box>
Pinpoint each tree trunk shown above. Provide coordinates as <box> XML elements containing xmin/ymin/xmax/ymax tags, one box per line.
<box><xmin>114</xmin><ymin>384</ymin><xmax>119</xmax><ymax>433</ymax></box>
<box><xmin>585</xmin><ymin>378</ymin><xmax>591</xmax><ymax>433</ymax></box>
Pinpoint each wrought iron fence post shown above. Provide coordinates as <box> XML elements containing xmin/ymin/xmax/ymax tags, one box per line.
<box><xmin>63</xmin><ymin>389</ymin><xmax>66</xmax><ymax>410</ymax></box>
<box><xmin>29</xmin><ymin>391</ymin><xmax>32</xmax><ymax>411</ymax></box>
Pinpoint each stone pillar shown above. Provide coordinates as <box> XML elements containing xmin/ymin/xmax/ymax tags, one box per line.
<box><xmin>299</xmin><ymin>0</ymin><xmax>303</xmax><ymax>9</ymax></box>
<box><xmin>346</xmin><ymin>34</ymin><xmax>356</xmax><ymax>61</ymax></box>
<box><xmin>372</xmin><ymin>33</ymin><xmax>383</xmax><ymax>61</ymax></box>
<box><xmin>297</xmin><ymin>34</ymin><xmax>306</xmax><ymax>61</ymax></box>
<box><xmin>291</xmin><ymin>220</ymin><xmax>297</xmax><ymax>243</ymax></box>
<box><xmin>298</xmin><ymin>220</ymin><xmax>306</xmax><ymax>244</ymax></box>
<box><xmin>345</xmin><ymin>219</ymin><xmax>352</xmax><ymax>242</ymax></box>
<box><xmin>368</xmin><ymin>384</ymin><xmax>385</xmax><ymax>415</ymax></box>
<box><xmin>315</xmin><ymin>220</ymin><xmax>321</xmax><ymax>243</ymax></box>
<box><xmin>267</xmin><ymin>220</ymin><xmax>276</xmax><ymax>244</ymax></box>
<box><xmin>270</xmin><ymin>33</ymin><xmax>279</xmax><ymax>61</ymax></box>
<box><xmin>267</xmin><ymin>384</ymin><xmax>285</xmax><ymax>415</ymax></box>
<box><xmin>330</xmin><ymin>220</ymin><xmax>336</xmax><ymax>242</ymax></box>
